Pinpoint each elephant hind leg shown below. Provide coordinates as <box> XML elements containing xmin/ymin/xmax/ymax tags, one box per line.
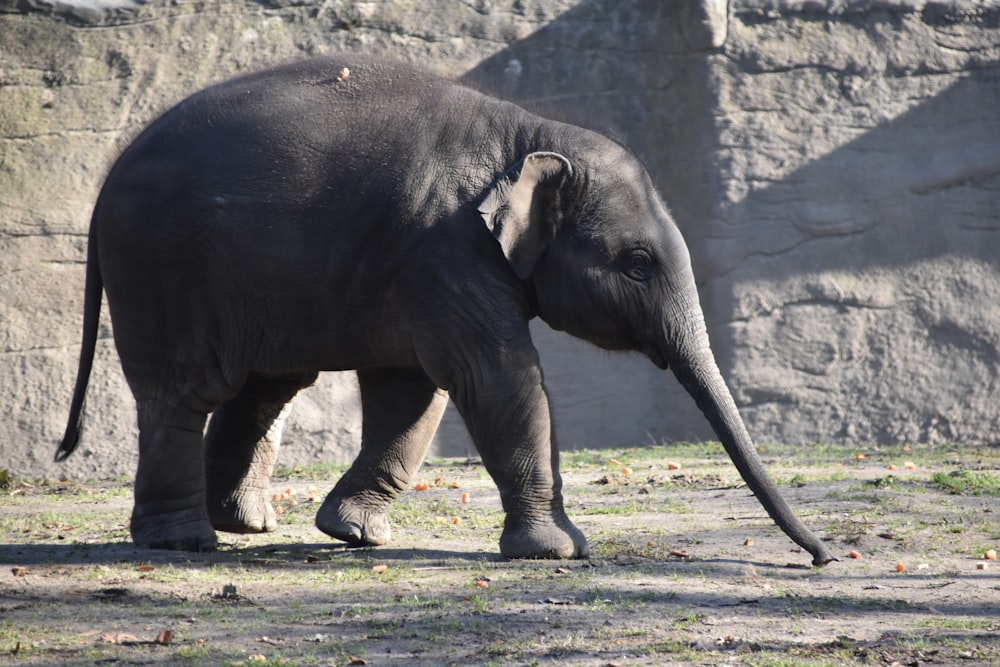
<box><xmin>205</xmin><ymin>371</ymin><xmax>318</xmax><ymax>534</ymax></box>
<box><xmin>131</xmin><ymin>401</ymin><xmax>216</xmax><ymax>551</ymax></box>
<box><xmin>316</xmin><ymin>368</ymin><xmax>448</xmax><ymax>547</ymax></box>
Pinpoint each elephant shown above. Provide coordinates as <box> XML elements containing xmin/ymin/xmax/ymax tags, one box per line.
<box><xmin>57</xmin><ymin>54</ymin><xmax>836</xmax><ymax>567</ymax></box>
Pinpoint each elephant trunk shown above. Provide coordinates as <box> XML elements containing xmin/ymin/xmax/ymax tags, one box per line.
<box><xmin>662</xmin><ymin>297</ymin><xmax>837</xmax><ymax>567</ymax></box>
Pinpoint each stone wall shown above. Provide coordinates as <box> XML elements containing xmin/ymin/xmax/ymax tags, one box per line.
<box><xmin>1</xmin><ymin>0</ymin><xmax>997</xmax><ymax>480</ymax></box>
<box><xmin>705</xmin><ymin>1</ymin><xmax>1000</xmax><ymax>446</ymax></box>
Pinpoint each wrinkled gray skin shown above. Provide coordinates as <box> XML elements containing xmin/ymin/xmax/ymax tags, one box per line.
<box><xmin>58</xmin><ymin>55</ymin><xmax>836</xmax><ymax>566</ymax></box>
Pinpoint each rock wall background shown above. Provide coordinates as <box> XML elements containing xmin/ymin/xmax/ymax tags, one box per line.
<box><xmin>1</xmin><ymin>0</ymin><xmax>997</xmax><ymax>480</ymax></box>
<box><xmin>709</xmin><ymin>2</ymin><xmax>1000</xmax><ymax>446</ymax></box>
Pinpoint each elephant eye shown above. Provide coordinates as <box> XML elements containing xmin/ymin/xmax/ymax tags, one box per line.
<box><xmin>619</xmin><ymin>248</ymin><xmax>654</xmax><ymax>282</ymax></box>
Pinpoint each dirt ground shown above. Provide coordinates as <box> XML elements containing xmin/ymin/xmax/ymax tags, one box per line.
<box><xmin>1</xmin><ymin>443</ymin><xmax>999</xmax><ymax>666</ymax></box>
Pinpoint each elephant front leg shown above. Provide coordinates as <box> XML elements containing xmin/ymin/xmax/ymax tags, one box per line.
<box><xmin>132</xmin><ymin>401</ymin><xmax>217</xmax><ymax>551</ymax></box>
<box><xmin>316</xmin><ymin>368</ymin><xmax>448</xmax><ymax>547</ymax></box>
<box><xmin>449</xmin><ymin>355</ymin><xmax>589</xmax><ymax>560</ymax></box>
<box><xmin>205</xmin><ymin>372</ymin><xmax>317</xmax><ymax>534</ymax></box>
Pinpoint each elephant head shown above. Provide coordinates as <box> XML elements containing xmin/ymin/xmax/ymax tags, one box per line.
<box><xmin>480</xmin><ymin>141</ymin><xmax>837</xmax><ymax>567</ymax></box>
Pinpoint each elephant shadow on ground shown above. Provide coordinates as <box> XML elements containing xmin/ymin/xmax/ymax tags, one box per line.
<box><xmin>0</xmin><ymin>541</ymin><xmax>506</xmax><ymax>568</ymax></box>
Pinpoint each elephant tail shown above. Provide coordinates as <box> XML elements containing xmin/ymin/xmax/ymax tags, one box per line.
<box><xmin>55</xmin><ymin>227</ymin><xmax>103</xmax><ymax>462</ymax></box>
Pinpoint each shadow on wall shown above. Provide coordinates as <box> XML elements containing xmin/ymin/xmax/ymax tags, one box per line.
<box><xmin>428</xmin><ymin>0</ymin><xmax>728</xmax><ymax>456</ymax></box>
<box><xmin>707</xmin><ymin>69</ymin><xmax>1000</xmax><ymax>280</ymax></box>
<box><xmin>704</xmin><ymin>64</ymin><xmax>1000</xmax><ymax>446</ymax></box>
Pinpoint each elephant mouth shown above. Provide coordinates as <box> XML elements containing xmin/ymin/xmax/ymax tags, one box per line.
<box><xmin>646</xmin><ymin>345</ymin><xmax>669</xmax><ymax>370</ymax></box>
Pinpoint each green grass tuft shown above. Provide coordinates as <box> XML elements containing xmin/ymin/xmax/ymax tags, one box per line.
<box><xmin>931</xmin><ymin>470</ymin><xmax>1000</xmax><ymax>496</ymax></box>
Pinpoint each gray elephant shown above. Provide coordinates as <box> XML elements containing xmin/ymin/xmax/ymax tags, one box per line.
<box><xmin>58</xmin><ymin>54</ymin><xmax>835</xmax><ymax>566</ymax></box>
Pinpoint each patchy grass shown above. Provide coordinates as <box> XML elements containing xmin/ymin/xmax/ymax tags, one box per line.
<box><xmin>931</xmin><ymin>470</ymin><xmax>1000</xmax><ymax>496</ymax></box>
<box><xmin>2</xmin><ymin>442</ymin><xmax>999</xmax><ymax>665</ymax></box>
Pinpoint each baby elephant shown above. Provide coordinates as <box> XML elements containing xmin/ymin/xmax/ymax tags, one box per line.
<box><xmin>58</xmin><ymin>54</ymin><xmax>835</xmax><ymax>566</ymax></box>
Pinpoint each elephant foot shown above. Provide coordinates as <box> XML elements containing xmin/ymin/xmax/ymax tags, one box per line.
<box><xmin>131</xmin><ymin>508</ymin><xmax>218</xmax><ymax>552</ymax></box>
<box><xmin>315</xmin><ymin>495</ymin><xmax>391</xmax><ymax>547</ymax></box>
<box><xmin>500</xmin><ymin>513</ymin><xmax>589</xmax><ymax>559</ymax></box>
<box><xmin>208</xmin><ymin>491</ymin><xmax>277</xmax><ymax>535</ymax></box>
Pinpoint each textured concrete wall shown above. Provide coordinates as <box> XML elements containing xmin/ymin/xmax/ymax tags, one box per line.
<box><xmin>703</xmin><ymin>1</ymin><xmax>1000</xmax><ymax>446</ymax></box>
<box><xmin>2</xmin><ymin>0</ymin><xmax>997</xmax><ymax>480</ymax></box>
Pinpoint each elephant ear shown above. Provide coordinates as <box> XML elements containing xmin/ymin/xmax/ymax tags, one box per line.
<box><xmin>478</xmin><ymin>151</ymin><xmax>572</xmax><ymax>279</ymax></box>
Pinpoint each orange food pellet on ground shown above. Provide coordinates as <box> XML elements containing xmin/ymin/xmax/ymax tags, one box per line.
<box><xmin>667</xmin><ymin>461</ymin><xmax>681</xmax><ymax>470</ymax></box>
<box><xmin>285</xmin><ymin>488</ymin><xmax>295</xmax><ymax>496</ymax></box>
<box><xmin>461</xmin><ymin>492</ymin><xmax>471</xmax><ymax>503</ymax></box>
<box><xmin>433</xmin><ymin>516</ymin><xmax>448</xmax><ymax>525</ymax></box>
<box><xmin>272</xmin><ymin>493</ymin><xmax>282</xmax><ymax>502</ymax></box>
<box><xmin>452</xmin><ymin>516</ymin><xmax>461</xmax><ymax>525</ymax></box>
<box><xmin>371</xmin><ymin>564</ymin><xmax>388</xmax><ymax>574</ymax></box>
<box><xmin>985</xmin><ymin>549</ymin><xmax>997</xmax><ymax>560</ymax></box>
<box><xmin>848</xmin><ymin>550</ymin><xmax>862</xmax><ymax>559</ymax></box>
<box><xmin>621</xmin><ymin>467</ymin><xmax>632</xmax><ymax>475</ymax></box>
<box><xmin>887</xmin><ymin>464</ymin><xmax>898</xmax><ymax>471</ymax></box>
<box><xmin>274</xmin><ymin>505</ymin><xmax>284</xmax><ymax>514</ymax></box>
<box><xmin>904</xmin><ymin>461</ymin><xmax>916</xmax><ymax>470</ymax></box>
<box><xmin>288</xmin><ymin>498</ymin><xmax>298</xmax><ymax>507</ymax></box>
<box><xmin>475</xmin><ymin>580</ymin><xmax>489</xmax><ymax>588</ymax></box>
<box><xmin>903</xmin><ymin>445</ymin><xmax>912</xmax><ymax>451</ymax></box>
<box><xmin>854</xmin><ymin>453</ymin><xmax>866</xmax><ymax>460</ymax></box>
<box><xmin>414</xmin><ymin>482</ymin><xmax>430</xmax><ymax>491</ymax></box>
<box><xmin>896</xmin><ymin>562</ymin><xmax>906</xmax><ymax>572</ymax></box>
